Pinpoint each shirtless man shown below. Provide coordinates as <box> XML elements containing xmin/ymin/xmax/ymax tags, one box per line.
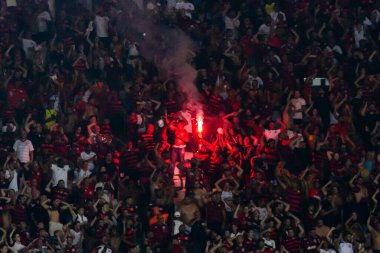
<box><xmin>168</xmin><ymin>120</ymin><xmax>189</xmax><ymax>177</ymax></box>
<box><xmin>41</xmin><ymin>193</ymin><xmax>71</xmax><ymax>236</ymax></box>
<box><xmin>193</xmin><ymin>181</ymin><xmax>208</xmax><ymax>207</ymax></box>
<box><xmin>349</xmin><ymin>172</ymin><xmax>369</xmax><ymax>204</ymax></box>
<box><xmin>177</xmin><ymin>195</ymin><xmax>199</xmax><ymax>225</ymax></box>
<box><xmin>314</xmin><ymin>218</ymin><xmax>331</xmax><ymax>239</ymax></box>
<box><xmin>367</xmin><ymin>214</ymin><xmax>380</xmax><ymax>252</ymax></box>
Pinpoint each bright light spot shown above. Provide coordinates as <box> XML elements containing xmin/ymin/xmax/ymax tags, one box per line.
<box><xmin>196</xmin><ymin>115</ymin><xmax>203</xmax><ymax>134</ymax></box>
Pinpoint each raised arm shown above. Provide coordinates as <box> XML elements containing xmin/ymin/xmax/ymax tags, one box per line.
<box><xmin>369</xmin><ymin>50</ymin><xmax>377</xmax><ymax>63</ymax></box>
<box><xmin>371</xmin><ymin>189</ymin><xmax>379</xmax><ymax>213</ymax></box>
<box><xmin>92</xmin><ymin>199</ymin><xmax>100</xmax><ymax>212</ymax></box>
<box><xmin>234</xmin><ymin>163</ymin><xmax>244</xmax><ymax>179</ymax></box>
<box><xmin>289</xmin><ymin>212</ymin><xmax>301</xmax><ymax>225</ymax></box>
<box><xmin>297</xmin><ymin>223</ymin><xmax>305</xmax><ymax>238</ymax></box>
<box><xmin>276</xmin><ymin>118</ymin><xmax>287</xmax><ymax>132</ymax></box>
<box><xmin>345</xmin><ymin>212</ymin><xmax>357</xmax><ymax>231</ymax></box>
<box><xmin>233</xmin><ymin>204</ymin><xmax>241</xmax><ymax>219</ymax></box>
<box><xmin>232</xmin><ymin>178</ymin><xmax>240</xmax><ymax>193</ymax></box>
<box><xmin>326</xmin><ymin>227</ymin><xmax>336</xmax><ymax>244</ymax></box>
<box><xmin>360</xmin><ymin>102</ymin><xmax>368</xmax><ymax>117</ymax></box>
<box><xmin>44</xmin><ymin>180</ymin><xmax>53</xmax><ymax>193</ymax></box>
<box><xmin>8</xmin><ymin>225</ymin><xmax>16</xmax><ymax>245</ymax></box>
<box><xmin>273</xmin><ymin>215</ymin><xmax>282</xmax><ymax>230</ymax></box>
<box><xmin>41</xmin><ymin>199</ymin><xmax>50</xmax><ymax>210</ymax></box>
<box><xmin>318</xmin><ymin>23</ymin><xmax>326</xmax><ymax>38</ymax></box>
<box><xmin>215</xmin><ymin>178</ymin><xmax>225</xmax><ymax>192</ymax></box>
<box><xmin>146</xmin><ymin>158</ymin><xmax>157</xmax><ymax>170</ymax></box>
<box><xmin>87</xmin><ymin>121</ymin><xmax>97</xmax><ymax>135</ymax></box>
<box><xmin>349</xmin><ymin>171</ymin><xmax>360</xmax><ymax>188</ymax></box>
<box><xmin>0</xmin><ymin>227</ymin><xmax>6</xmax><ymax>244</ymax></box>
<box><xmin>374</xmin><ymin>173</ymin><xmax>380</xmax><ymax>185</ymax></box>
<box><xmin>322</xmin><ymin>180</ymin><xmax>332</xmax><ymax>196</ymax></box>
<box><xmin>275</xmin><ymin>162</ymin><xmax>288</xmax><ymax>190</ymax></box>
<box><xmin>291</xmin><ymin>29</ymin><xmax>299</xmax><ymax>45</ymax></box>
<box><xmin>367</xmin><ymin>214</ymin><xmax>374</xmax><ymax>232</ymax></box>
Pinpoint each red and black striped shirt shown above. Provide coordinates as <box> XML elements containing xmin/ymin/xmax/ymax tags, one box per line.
<box><xmin>41</xmin><ymin>142</ymin><xmax>55</xmax><ymax>156</ymax></box>
<box><xmin>283</xmin><ymin>237</ymin><xmax>301</xmax><ymax>253</ymax></box>
<box><xmin>123</xmin><ymin>150</ymin><xmax>139</xmax><ymax>171</ymax></box>
<box><xmin>208</xmin><ymin>95</ymin><xmax>225</xmax><ymax>115</ymax></box>
<box><xmin>164</xmin><ymin>100</ymin><xmax>179</xmax><ymax>115</ymax></box>
<box><xmin>140</xmin><ymin>133</ymin><xmax>155</xmax><ymax>153</ymax></box>
<box><xmin>100</xmin><ymin>124</ymin><xmax>112</xmax><ymax>136</ymax></box>
<box><xmin>11</xmin><ymin>204</ymin><xmax>27</xmax><ymax>224</ymax></box>
<box><xmin>51</xmin><ymin>186</ymin><xmax>69</xmax><ymax>201</ymax></box>
<box><xmin>285</xmin><ymin>189</ymin><xmax>302</xmax><ymax>213</ymax></box>
<box><xmin>244</xmin><ymin>238</ymin><xmax>256</xmax><ymax>251</ymax></box>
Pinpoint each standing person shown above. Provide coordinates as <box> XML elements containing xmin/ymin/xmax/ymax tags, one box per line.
<box><xmin>13</xmin><ymin>130</ymin><xmax>34</xmax><ymax>165</ymax></box>
<box><xmin>50</xmin><ymin>158</ymin><xmax>71</xmax><ymax>188</ymax></box>
<box><xmin>290</xmin><ymin>90</ymin><xmax>307</xmax><ymax>125</ymax></box>
<box><xmin>36</xmin><ymin>4</ymin><xmax>52</xmax><ymax>43</ymax></box>
<box><xmin>175</xmin><ymin>0</ymin><xmax>195</xmax><ymax>19</ymax></box>
<box><xmin>94</xmin><ymin>9</ymin><xmax>110</xmax><ymax>48</ymax></box>
<box><xmin>80</xmin><ymin>144</ymin><xmax>97</xmax><ymax>172</ymax></box>
<box><xmin>168</xmin><ymin>120</ymin><xmax>189</xmax><ymax>177</ymax></box>
<box><xmin>367</xmin><ymin>215</ymin><xmax>380</xmax><ymax>253</ymax></box>
<box><xmin>176</xmin><ymin>103</ymin><xmax>193</xmax><ymax>151</ymax></box>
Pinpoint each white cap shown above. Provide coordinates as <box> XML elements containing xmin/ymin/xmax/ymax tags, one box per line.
<box><xmin>174</xmin><ymin>211</ymin><xmax>181</xmax><ymax>218</ymax></box>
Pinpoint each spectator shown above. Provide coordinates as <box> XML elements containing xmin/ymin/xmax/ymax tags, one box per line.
<box><xmin>13</xmin><ymin>130</ymin><xmax>34</xmax><ymax>165</ymax></box>
<box><xmin>50</xmin><ymin>158</ymin><xmax>71</xmax><ymax>188</ymax></box>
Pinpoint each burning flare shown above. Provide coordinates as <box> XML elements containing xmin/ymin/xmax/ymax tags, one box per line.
<box><xmin>196</xmin><ymin>115</ymin><xmax>203</xmax><ymax>136</ymax></box>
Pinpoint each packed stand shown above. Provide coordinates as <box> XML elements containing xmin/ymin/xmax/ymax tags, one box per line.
<box><xmin>0</xmin><ymin>0</ymin><xmax>380</xmax><ymax>252</ymax></box>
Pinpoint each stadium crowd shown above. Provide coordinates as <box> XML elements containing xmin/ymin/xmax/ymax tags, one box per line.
<box><xmin>0</xmin><ymin>0</ymin><xmax>379</xmax><ymax>252</ymax></box>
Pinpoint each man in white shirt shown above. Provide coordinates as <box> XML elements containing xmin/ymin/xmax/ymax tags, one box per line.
<box><xmin>177</xmin><ymin>103</ymin><xmax>197</xmax><ymax>152</ymax></box>
<box><xmin>177</xmin><ymin>104</ymin><xmax>192</xmax><ymax>135</ymax></box>
<box><xmin>262</xmin><ymin>234</ymin><xmax>276</xmax><ymax>251</ymax></box>
<box><xmin>13</xmin><ymin>130</ymin><xmax>34</xmax><ymax>164</ymax></box>
<box><xmin>327</xmin><ymin>228</ymin><xmax>353</xmax><ymax>253</ymax></box>
<box><xmin>94</xmin><ymin>10</ymin><xmax>110</xmax><ymax>48</ymax></box>
<box><xmin>175</xmin><ymin>0</ymin><xmax>195</xmax><ymax>19</ymax></box>
<box><xmin>224</xmin><ymin>10</ymin><xmax>240</xmax><ymax>39</ymax></box>
<box><xmin>337</xmin><ymin>232</ymin><xmax>354</xmax><ymax>253</ymax></box>
<box><xmin>74</xmin><ymin>207</ymin><xmax>88</xmax><ymax>225</ymax></box>
<box><xmin>80</xmin><ymin>144</ymin><xmax>97</xmax><ymax>171</ymax></box>
<box><xmin>264</xmin><ymin>119</ymin><xmax>286</xmax><ymax>142</ymax></box>
<box><xmin>51</xmin><ymin>158</ymin><xmax>71</xmax><ymax>188</ymax></box>
<box><xmin>22</xmin><ymin>32</ymin><xmax>39</xmax><ymax>60</ymax></box>
<box><xmin>270</xmin><ymin>5</ymin><xmax>286</xmax><ymax>24</ymax></box>
<box><xmin>94</xmin><ymin>11</ymin><xmax>109</xmax><ymax>38</ymax></box>
<box><xmin>167</xmin><ymin>0</ymin><xmax>177</xmax><ymax>11</ymax></box>
<box><xmin>290</xmin><ymin>90</ymin><xmax>306</xmax><ymax>125</ymax></box>
<box><xmin>258</xmin><ymin>17</ymin><xmax>272</xmax><ymax>38</ymax></box>
<box><xmin>339</xmin><ymin>241</ymin><xmax>354</xmax><ymax>253</ymax></box>
<box><xmin>37</xmin><ymin>9</ymin><xmax>52</xmax><ymax>33</ymax></box>
<box><xmin>76</xmin><ymin>162</ymin><xmax>92</xmax><ymax>183</ymax></box>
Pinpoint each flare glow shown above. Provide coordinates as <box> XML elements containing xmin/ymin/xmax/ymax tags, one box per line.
<box><xmin>196</xmin><ymin>115</ymin><xmax>203</xmax><ymax>135</ymax></box>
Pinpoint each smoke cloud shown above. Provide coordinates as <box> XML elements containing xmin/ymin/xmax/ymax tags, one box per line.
<box><xmin>116</xmin><ymin>0</ymin><xmax>202</xmax><ymax>113</ymax></box>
